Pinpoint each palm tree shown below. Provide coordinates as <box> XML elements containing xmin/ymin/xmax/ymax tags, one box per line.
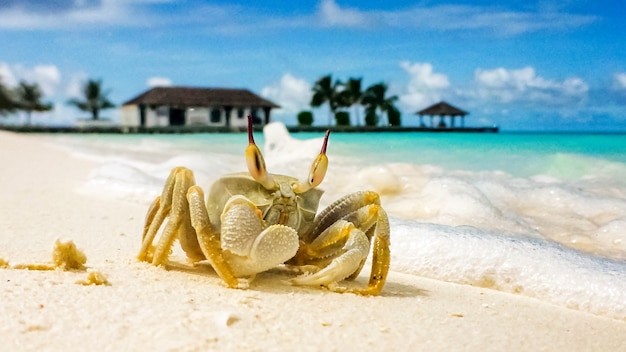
<box><xmin>67</xmin><ymin>79</ymin><xmax>115</xmax><ymax>120</ymax></box>
<box><xmin>15</xmin><ymin>81</ymin><xmax>53</xmax><ymax>125</ymax></box>
<box><xmin>361</xmin><ymin>82</ymin><xmax>399</xmax><ymax>127</ymax></box>
<box><xmin>337</xmin><ymin>77</ymin><xmax>363</xmax><ymax>126</ymax></box>
<box><xmin>310</xmin><ymin>74</ymin><xmax>342</xmax><ymax>126</ymax></box>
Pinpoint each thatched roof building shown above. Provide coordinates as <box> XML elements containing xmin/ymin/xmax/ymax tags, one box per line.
<box><xmin>122</xmin><ymin>87</ymin><xmax>279</xmax><ymax>109</ymax></box>
<box><xmin>120</xmin><ymin>87</ymin><xmax>279</xmax><ymax>128</ymax></box>
<box><xmin>415</xmin><ymin>101</ymin><xmax>468</xmax><ymax>128</ymax></box>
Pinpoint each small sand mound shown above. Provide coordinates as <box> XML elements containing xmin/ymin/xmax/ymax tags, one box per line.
<box><xmin>52</xmin><ymin>239</ymin><xmax>87</xmax><ymax>270</ymax></box>
<box><xmin>4</xmin><ymin>239</ymin><xmax>87</xmax><ymax>271</ymax></box>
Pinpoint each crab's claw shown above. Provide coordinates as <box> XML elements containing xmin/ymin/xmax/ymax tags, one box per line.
<box><xmin>245</xmin><ymin>115</ymin><xmax>276</xmax><ymax>189</ymax></box>
<box><xmin>293</xmin><ymin>129</ymin><xmax>330</xmax><ymax>193</ymax></box>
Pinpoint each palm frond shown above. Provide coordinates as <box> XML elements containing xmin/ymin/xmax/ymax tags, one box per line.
<box><xmin>67</xmin><ymin>78</ymin><xmax>115</xmax><ymax>119</ymax></box>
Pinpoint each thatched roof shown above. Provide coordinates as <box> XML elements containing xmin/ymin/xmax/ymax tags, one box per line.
<box><xmin>122</xmin><ymin>87</ymin><xmax>279</xmax><ymax>108</ymax></box>
<box><xmin>416</xmin><ymin>101</ymin><xmax>468</xmax><ymax>116</ymax></box>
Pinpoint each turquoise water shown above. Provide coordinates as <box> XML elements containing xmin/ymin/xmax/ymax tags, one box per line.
<box><xmin>324</xmin><ymin>132</ymin><xmax>626</xmax><ymax>178</ymax></box>
<box><xmin>59</xmin><ymin>131</ymin><xmax>626</xmax><ymax>178</ymax></box>
<box><xmin>47</xmin><ymin>126</ymin><xmax>626</xmax><ymax>320</ymax></box>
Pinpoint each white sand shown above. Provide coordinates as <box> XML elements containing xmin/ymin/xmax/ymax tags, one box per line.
<box><xmin>1</xmin><ymin>130</ymin><xmax>624</xmax><ymax>351</ymax></box>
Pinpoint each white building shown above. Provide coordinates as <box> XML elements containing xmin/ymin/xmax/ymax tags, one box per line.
<box><xmin>120</xmin><ymin>87</ymin><xmax>279</xmax><ymax>128</ymax></box>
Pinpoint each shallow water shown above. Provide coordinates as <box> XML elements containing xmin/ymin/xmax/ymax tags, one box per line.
<box><xmin>46</xmin><ymin>124</ymin><xmax>626</xmax><ymax>320</ymax></box>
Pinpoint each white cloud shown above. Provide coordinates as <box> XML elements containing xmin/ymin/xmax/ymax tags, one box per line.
<box><xmin>401</xmin><ymin>61</ymin><xmax>450</xmax><ymax>90</ymax></box>
<box><xmin>0</xmin><ymin>62</ymin><xmax>17</xmax><ymax>86</ymax></box>
<box><xmin>1</xmin><ymin>0</ymin><xmax>100</xmax><ymax>13</ymax></box>
<box><xmin>65</xmin><ymin>72</ymin><xmax>89</xmax><ymax>98</ymax></box>
<box><xmin>0</xmin><ymin>0</ymin><xmax>155</xmax><ymax>29</ymax></box>
<box><xmin>316</xmin><ymin>0</ymin><xmax>369</xmax><ymax>27</ymax></box>
<box><xmin>261</xmin><ymin>73</ymin><xmax>311</xmax><ymax>116</ymax></box>
<box><xmin>397</xmin><ymin>6</ymin><xmax>597</xmax><ymax>35</ymax></box>
<box><xmin>0</xmin><ymin>62</ymin><xmax>61</xmax><ymax>95</ymax></box>
<box><xmin>0</xmin><ymin>1</ymin><xmax>596</xmax><ymax>36</ymax></box>
<box><xmin>467</xmin><ymin>66</ymin><xmax>588</xmax><ymax>106</ymax></box>
<box><xmin>614</xmin><ymin>73</ymin><xmax>626</xmax><ymax>90</ymax></box>
<box><xmin>147</xmin><ymin>77</ymin><xmax>172</xmax><ymax>87</ymax></box>
<box><xmin>312</xmin><ymin>2</ymin><xmax>595</xmax><ymax>35</ymax></box>
<box><xmin>398</xmin><ymin>61</ymin><xmax>450</xmax><ymax>111</ymax></box>
<box><xmin>26</xmin><ymin>65</ymin><xmax>61</xmax><ymax>95</ymax></box>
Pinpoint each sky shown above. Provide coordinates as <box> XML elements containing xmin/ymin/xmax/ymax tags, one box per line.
<box><xmin>0</xmin><ymin>0</ymin><xmax>625</xmax><ymax>131</ymax></box>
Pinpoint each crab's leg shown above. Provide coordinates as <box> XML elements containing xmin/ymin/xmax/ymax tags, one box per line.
<box><xmin>137</xmin><ymin>196</ymin><xmax>161</xmax><ymax>262</ymax></box>
<box><xmin>138</xmin><ymin>167</ymin><xmax>181</xmax><ymax>262</ymax></box>
<box><xmin>142</xmin><ymin>196</ymin><xmax>161</xmax><ymax>243</ymax></box>
<box><xmin>186</xmin><ymin>186</ymin><xmax>240</xmax><ymax>288</ymax></box>
<box><xmin>295</xmin><ymin>191</ymin><xmax>391</xmax><ymax>296</ymax></box>
<box><xmin>150</xmin><ymin>168</ymin><xmax>197</xmax><ymax>265</ymax></box>
<box><xmin>291</xmin><ymin>219</ymin><xmax>370</xmax><ymax>286</ymax></box>
<box><xmin>304</xmin><ymin>191</ymin><xmax>381</xmax><ymax>242</ymax></box>
<box><xmin>358</xmin><ymin>205</ymin><xmax>390</xmax><ymax>295</ymax></box>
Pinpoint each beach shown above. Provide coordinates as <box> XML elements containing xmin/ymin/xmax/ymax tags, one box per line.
<box><xmin>1</xmin><ymin>130</ymin><xmax>625</xmax><ymax>351</ymax></box>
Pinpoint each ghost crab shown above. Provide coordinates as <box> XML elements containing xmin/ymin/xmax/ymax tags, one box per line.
<box><xmin>138</xmin><ymin>116</ymin><xmax>390</xmax><ymax>295</ymax></box>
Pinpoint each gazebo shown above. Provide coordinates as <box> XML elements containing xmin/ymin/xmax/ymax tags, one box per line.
<box><xmin>416</xmin><ymin>101</ymin><xmax>468</xmax><ymax>128</ymax></box>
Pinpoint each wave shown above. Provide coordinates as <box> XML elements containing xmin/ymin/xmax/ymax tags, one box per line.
<box><xmin>392</xmin><ymin>219</ymin><xmax>626</xmax><ymax>321</ymax></box>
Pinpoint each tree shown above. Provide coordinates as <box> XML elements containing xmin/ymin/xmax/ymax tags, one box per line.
<box><xmin>310</xmin><ymin>74</ymin><xmax>342</xmax><ymax>126</ymax></box>
<box><xmin>361</xmin><ymin>82</ymin><xmax>399</xmax><ymax>127</ymax></box>
<box><xmin>334</xmin><ymin>111</ymin><xmax>350</xmax><ymax>126</ymax></box>
<box><xmin>0</xmin><ymin>81</ymin><xmax>16</xmax><ymax>116</ymax></box>
<box><xmin>297</xmin><ymin>110</ymin><xmax>314</xmax><ymax>126</ymax></box>
<box><xmin>15</xmin><ymin>81</ymin><xmax>53</xmax><ymax>125</ymax></box>
<box><xmin>67</xmin><ymin>79</ymin><xmax>115</xmax><ymax>120</ymax></box>
<box><xmin>337</xmin><ymin>77</ymin><xmax>363</xmax><ymax>125</ymax></box>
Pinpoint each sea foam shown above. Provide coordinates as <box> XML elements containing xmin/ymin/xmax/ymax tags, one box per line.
<box><xmin>391</xmin><ymin>220</ymin><xmax>626</xmax><ymax>321</ymax></box>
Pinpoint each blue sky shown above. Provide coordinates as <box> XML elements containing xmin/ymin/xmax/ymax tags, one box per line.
<box><xmin>0</xmin><ymin>0</ymin><xmax>624</xmax><ymax>131</ymax></box>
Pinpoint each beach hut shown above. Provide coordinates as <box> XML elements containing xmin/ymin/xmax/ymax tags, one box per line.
<box><xmin>416</xmin><ymin>101</ymin><xmax>468</xmax><ymax>128</ymax></box>
<box><xmin>120</xmin><ymin>87</ymin><xmax>279</xmax><ymax>128</ymax></box>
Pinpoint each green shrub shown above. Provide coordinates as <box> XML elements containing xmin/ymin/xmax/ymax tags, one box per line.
<box><xmin>387</xmin><ymin>107</ymin><xmax>401</xmax><ymax>126</ymax></box>
<box><xmin>364</xmin><ymin>109</ymin><xmax>378</xmax><ymax>126</ymax></box>
<box><xmin>297</xmin><ymin>111</ymin><xmax>313</xmax><ymax>126</ymax></box>
<box><xmin>334</xmin><ymin>111</ymin><xmax>351</xmax><ymax>126</ymax></box>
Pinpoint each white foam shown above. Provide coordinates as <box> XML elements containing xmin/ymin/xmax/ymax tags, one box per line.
<box><xmin>263</xmin><ymin>122</ymin><xmax>326</xmax><ymax>163</ymax></box>
<box><xmin>391</xmin><ymin>219</ymin><xmax>626</xmax><ymax>320</ymax></box>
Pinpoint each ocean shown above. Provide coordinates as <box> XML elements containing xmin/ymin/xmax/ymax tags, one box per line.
<box><xmin>46</xmin><ymin>123</ymin><xmax>626</xmax><ymax>320</ymax></box>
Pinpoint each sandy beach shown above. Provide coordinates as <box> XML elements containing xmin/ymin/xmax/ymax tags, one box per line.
<box><xmin>1</xmin><ymin>130</ymin><xmax>624</xmax><ymax>352</ymax></box>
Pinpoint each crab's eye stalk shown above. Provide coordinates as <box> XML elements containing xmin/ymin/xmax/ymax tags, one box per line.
<box><xmin>245</xmin><ymin>115</ymin><xmax>276</xmax><ymax>189</ymax></box>
<box><xmin>294</xmin><ymin>130</ymin><xmax>330</xmax><ymax>193</ymax></box>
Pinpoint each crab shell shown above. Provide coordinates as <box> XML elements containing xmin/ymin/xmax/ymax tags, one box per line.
<box><xmin>206</xmin><ymin>172</ymin><xmax>324</xmax><ymax>238</ymax></box>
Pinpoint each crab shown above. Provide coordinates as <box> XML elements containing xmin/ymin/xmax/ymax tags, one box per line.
<box><xmin>137</xmin><ymin>116</ymin><xmax>390</xmax><ymax>295</ymax></box>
